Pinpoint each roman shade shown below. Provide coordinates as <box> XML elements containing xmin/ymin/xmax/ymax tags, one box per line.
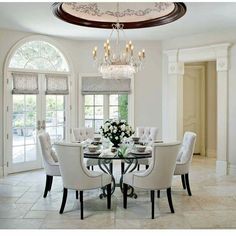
<box><xmin>46</xmin><ymin>74</ymin><xmax>69</xmax><ymax>95</ymax></box>
<box><xmin>12</xmin><ymin>72</ymin><xmax>39</xmax><ymax>94</ymax></box>
<box><xmin>81</xmin><ymin>76</ymin><xmax>131</xmax><ymax>95</ymax></box>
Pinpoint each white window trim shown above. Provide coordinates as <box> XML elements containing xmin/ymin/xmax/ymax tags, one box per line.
<box><xmin>78</xmin><ymin>73</ymin><xmax>135</xmax><ymax>129</ymax></box>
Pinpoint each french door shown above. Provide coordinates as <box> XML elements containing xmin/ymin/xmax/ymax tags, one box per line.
<box><xmin>6</xmin><ymin>73</ymin><xmax>69</xmax><ymax>173</ymax></box>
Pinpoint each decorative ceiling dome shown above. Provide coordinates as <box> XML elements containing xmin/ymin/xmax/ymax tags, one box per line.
<box><xmin>52</xmin><ymin>2</ymin><xmax>186</xmax><ymax>29</ymax></box>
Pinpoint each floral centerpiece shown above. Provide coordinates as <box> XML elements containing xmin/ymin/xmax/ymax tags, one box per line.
<box><xmin>100</xmin><ymin>119</ymin><xmax>134</xmax><ymax>147</ymax></box>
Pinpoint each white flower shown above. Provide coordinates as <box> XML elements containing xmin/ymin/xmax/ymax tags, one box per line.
<box><xmin>115</xmin><ymin>136</ymin><xmax>118</xmax><ymax>140</ymax></box>
<box><xmin>113</xmin><ymin>129</ymin><xmax>117</xmax><ymax>133</ymax></box>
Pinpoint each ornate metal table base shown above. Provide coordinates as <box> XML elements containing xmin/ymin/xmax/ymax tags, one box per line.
<box><xmin>98</xmin><ymin>157</ymin><xmax>139</xmax><ymax>199</ymax></box>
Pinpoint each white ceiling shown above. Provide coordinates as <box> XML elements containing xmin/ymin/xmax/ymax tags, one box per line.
<box><xmin>0</xmin><ymin>2</ymin><xmax>236</xmax><ymax>41</ymax></box>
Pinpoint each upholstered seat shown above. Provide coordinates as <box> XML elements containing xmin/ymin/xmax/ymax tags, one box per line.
<box><xmin>38</xmin><ymin>132</ymin><xmax>61</xmax><ymax>198</ymax></box>
<box><xmin>174</xmin><ymin>131</ymin><xmax>197</xmax><ymax>196</ymax></box>
<box><xmin>123</xmin><ymin>142</ymin><xmax>180</xmax><ymax>219</ymax></box>
<box><xmin>136</xmin><ymin>127</ymin><xmax>158</xmax><ymax>169</ymax></box>
<box><xmin>54</xmin><ymin>142</ymin><xmax>112</xmax><ymax>219</ymax></box>
<box><xmin>72</xmin><ymin>127</ymin><xmax>98</xmax><ymax>170</ymax></box>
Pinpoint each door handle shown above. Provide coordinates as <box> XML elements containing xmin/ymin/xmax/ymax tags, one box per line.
<box><xmin>41</xmin><ymin>120</ymin><xmax>46</xmax><ymax>130</ymax></box>
<box><xmin>37</xmin><ymin>120</ymin><xmax>41</xmax><ymax>131</ymax></box>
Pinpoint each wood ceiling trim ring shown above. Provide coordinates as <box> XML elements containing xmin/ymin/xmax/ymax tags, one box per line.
<box><xmin>52</xmin><ymin>2</ymin><xmax>187</xmax><ymax>29</ymax></box>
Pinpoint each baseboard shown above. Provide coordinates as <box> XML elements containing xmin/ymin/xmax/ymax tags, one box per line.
<box><xmin>228</xmin><ymin>163</ymin><xmax>236</xmax><ymax>176</ymax></box>
<box><xmin>206</xmin><ymin>149</ymin><xmax>216</xmax><ymax>158</ymax></box>
<box><xmin>216</xmin><ymin>160</ymin><xmax>227</xmax><ymax>176</ymax></box>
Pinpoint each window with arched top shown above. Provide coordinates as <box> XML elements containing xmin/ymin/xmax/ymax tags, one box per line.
<box><xmin>9</xmin><ymin>40</ymin><xmax>69</xmax><ymax>72</ymax></box>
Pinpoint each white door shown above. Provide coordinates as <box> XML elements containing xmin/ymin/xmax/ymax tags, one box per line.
<box><xmin>7</xmin><ymin>74</ymin><xmax>69</xmax><ymax>173</ymax></box>
<box><xmin>183</xmin><ymin>65</ymin><xmax>205</xmax><ymax>155</ymax></box>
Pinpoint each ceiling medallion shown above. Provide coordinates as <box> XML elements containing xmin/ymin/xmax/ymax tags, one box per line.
<box><xmin>52</xmin><ymin>2</ymin><xmax>186</xmax><ymax>79</ymax></box>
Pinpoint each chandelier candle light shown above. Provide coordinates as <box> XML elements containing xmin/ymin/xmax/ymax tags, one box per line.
<box><xmin>92</xmin><ymin>4</ymin><xmax>145</xmax><ymax>79</ymax></box>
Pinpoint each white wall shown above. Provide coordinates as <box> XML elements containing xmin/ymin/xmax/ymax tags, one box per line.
<box><xmin>0</xmin><ymin>28</ymin><xmax>163</xmax><ymax>175</ymax></box>
<box><xmin>162</xmin><ymin>30</ymin><xmax>236</xmax><ymax>174</ymax></box>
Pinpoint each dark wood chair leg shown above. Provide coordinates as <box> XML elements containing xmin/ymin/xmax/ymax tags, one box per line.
<box><xmin>87</xmin><ymin>166</ymin><xmax>90</xmax><ymax>170</ymax></box>
<box><xmin>91</xmin><ymin>166</ymin><xmax>94</xmax><ymax>171</ymax></box>
<box><xmin>151</xmin><ymin>190</ymin><xmax>155</xmax><ymax>219</ymax></box>
<box><xmin>48</xmin><ymin>176</ymin><xmax>53</xmax><ymax>191</ymax></box>
<box><xmin>137</xmin><ymin>164</ymin><xmax>140</xmax><ymax>171</ymax></box>
<box><xmin>76</xmin><ymin>190</ymin><xmax>78</xmax><ymax>199</ymax></box>
<box><xmin>181</xmin><ymin>174</ymin><xmax>186</xmax><ymax>189</ymax></box>
<box><xmin>157</xmin><ymin>190</ymin><xmax>160</xmax><ymax>198</ymax></box>
<box><xmin>145</xmin><ymin>165</ymin><xmax>149</xmax><ymax>170</ymax></box>
<box><xmin>185</xmin><ymin>173</ymin><xmax>192</xmax><ymax>196</ymax></box>
<box><xmin>109</xmin><ymin>162</ymin><xmax>113</xmax><ymax>175</ymax></box>
<box><xmin>107</xmin><ymin>184</ymin><xmax>111</xmax><ymax>209</ymax></box>
<box><xmin>43</xmin><ymin>175</ymin><xmax>52</xmax><ymax>198</ymax></box>
<box><xmin>121</xmin><ymin>162</ymin><xmax>125</xmax><ymax>175</ymax></box>
<box><xmin>123</xmin><ymin>183</ymin><xmax>128</xmax><ymax>209</ymax></box>
<box><xmin>167</xmin><ymin>187</ymin><xmax>175</xmax><ymax>213</ymax></box>
<box><xmin>80</xmin><ymin>191</ymin><xmax>84</xmax><ymax>220</ymax></box>
<box><xmin>59</xmin><ymin>188</ymin><xmax>67</xmax><ymax>214</ymax></box>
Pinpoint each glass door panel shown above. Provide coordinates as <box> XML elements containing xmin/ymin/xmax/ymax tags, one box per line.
<box><xmin>10</xmin><ymin>94</ymin><xmax>41</xmax><ymax>172</ymax></box>
<box><xmin>45</xmin><ymin>95</ymin><xmax>66</xmax><ymax>143</ymax></box>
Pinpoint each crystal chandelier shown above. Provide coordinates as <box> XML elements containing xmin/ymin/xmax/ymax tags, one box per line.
<box><xmin>92</xmin><ymin>4</ymin><xmax>145</xmax><ymax>79</ymax></box>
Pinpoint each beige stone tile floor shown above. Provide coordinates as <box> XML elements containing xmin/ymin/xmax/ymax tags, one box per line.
<box><xmin>0</xmin><ymin>156</ymin><xmax>236</xmax><ymax>229</ymax></box>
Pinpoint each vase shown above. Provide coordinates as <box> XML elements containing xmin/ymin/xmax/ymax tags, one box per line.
<box><xmin>111</xmin><ymin>141</ymin><xmax>120</xmax><ymax>148</ymax></box>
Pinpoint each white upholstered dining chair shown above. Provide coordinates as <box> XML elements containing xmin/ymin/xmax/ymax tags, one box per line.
<box><xmin>123</xmin><ymin>142</ymin><xmax>180</xmax><ymax>219</ymax></box>
<box><xmin>54</xmin><ymin>142</ymin><xmax>112</xmax><ymax>219</ymax></box>
<box><xmin>136</xmin><ymin>127</ymin><xmax>158</xmax><ymax>170</ymax></box>
<box><xmin>38</xmin><ymin>132</ymin><xmax>61</xmax><ymax>198</ymax></box>
<box><xmin>72</xmin><ymin>127</ymin><xmax>98</xmax><ymax>170</ymax></box>
<box><xmin>174</xmin><ymin>131</ymin><xmax>197</xmax><ymax>196</ymax></box>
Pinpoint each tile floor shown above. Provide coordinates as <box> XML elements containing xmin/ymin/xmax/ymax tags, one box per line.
<box><xmin>0</xmin><ymin>156</ymin><xmax>236</xmax><ymax>229</ymax></box>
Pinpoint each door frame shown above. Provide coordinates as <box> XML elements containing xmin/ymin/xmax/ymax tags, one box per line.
<box><xmin>3</xmin><ymin>35</ymin><xmax>75</xmax><ymax>176</ymax></box>
<box><xmin>163</xmin><ymin>43</ymin><xmax>231</xmax><ymax>176</ymax></box>
<box><xmin>184</xmin><ymin>64</ymin><xmax>206</xmax><ymax>156</ymax></box>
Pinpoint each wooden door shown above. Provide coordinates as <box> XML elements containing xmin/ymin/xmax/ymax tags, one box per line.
<box><xmin>183</xmin><ymin>65</ymin><xmax>205</xmax><ymax>155</ymax></box>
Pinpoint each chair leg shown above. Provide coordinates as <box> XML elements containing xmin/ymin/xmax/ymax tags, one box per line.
<box><xmin>109</xmin><ymin>162</ymin><xmax>113</xmax><ymax>175</ymax></box>
<box><xmin>166</xmin><ymin>188</ymin><xmax>175</xmax><ymax>213</ymax></box>
<box><xmin>48</xmin><ymin>176</ymin><xmax>53</xmax><ymax>191</ymax></box>
<box><xmin>145</xmin><ymin>165</ymin><xmax>149</xmax><ymax>170</ymax></box>
<box><xmin>157</xmin><ymin>190</ymin><xmax>160</xmax><ymax>198</ymax></box>
<box><xmin>59</xmin><ymin>188</ymin><xmax>68</xmax><ymax>214</ymax></box>
<box><xmin>43</xmin><ymin>175</ymin><xmax>52</xmax><ymax>198</ymax></box>
<box><xmin>121</xmin><ymin>162</ymin><xmax>125</xmax><ymax>175</ymax></box>
<box><xmin>87</xmin><ymin>166</ymin><xmax>90</xmax><ymax>170</ymax></box>
<box><xmin>80</xmin><ymin>191</ymin><xmax>84</xmax><ymax>220</ymax></box>
<box><xmin>107</xmin><ymin>184</ymin><xmax>111</xmax><ymax>209</ymax></box>
<box><xmin>185</xmin><ymin>173</ymin><xmax>192</xmax><ymax>196</ymax></box>
<box><xmin>151</xmin><ymin>190</ymin><xmax>155</xmax><ymax>219</ymax></box>
<box><xmin>76</xmin><ymin>190</ymin><xmax>78</xmax><ymax>199</ymax></box>
<box><xmin>137</xmin><ymin>164</ymin><xmax>140</xmax><ymax>171</ymax></box>
<box><xmin>123</xmin><ymin>183</ymin><xmax>128</xmax><ymax>209</ymax></box>
<box><xmin>181</xmin><ymin>174</ymin><xmax>186</xmax><ymax>189</ymax></box>
<box><xmin>91</xmin><ymin>166</ymin><xmax>94</xmax><ymax>171</ymax></box>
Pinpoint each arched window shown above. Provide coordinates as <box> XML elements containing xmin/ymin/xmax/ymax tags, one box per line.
<box><xmin>9</xmin><ymin>40</ymin><xmax>69</xmax><ymax>72</ymax></box>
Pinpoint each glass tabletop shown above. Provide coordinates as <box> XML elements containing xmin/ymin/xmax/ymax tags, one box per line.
<box><xmin>83</xmin><ymin>150</ymin><xmax>152</xmax><ymax>160</ymax></box>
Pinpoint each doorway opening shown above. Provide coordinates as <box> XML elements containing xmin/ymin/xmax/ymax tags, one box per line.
<box><xmin>183</xmin><ymin>61</ymin><xmax>217</xmax><ymax>159</ymax></box>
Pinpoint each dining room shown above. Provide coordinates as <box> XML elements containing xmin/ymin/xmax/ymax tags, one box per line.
<box><xmin>1</xmin><ymin>0</ymin><xmax>236</xmax><ymax>232</ymax></box>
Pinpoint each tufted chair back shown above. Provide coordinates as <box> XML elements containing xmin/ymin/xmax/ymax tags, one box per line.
<box><xmin>176</xmin><ymin>132</ymin><xmax>197</xmax><ymax>164</ymax></box>
<box><xmin>38</xmin><ymin>132</ymin><xmax>60</xmax><ymax>176</ymax></box>
<box><xmin>127</xmin><ymin>142</ymin><xmax>180</xmax><ymax>190</ymax></box>
<box><xmin>136</xmin><ymin>127</ymin><xmax>158</xmax><ymax>143</ymax></box>
<box><xmin>72</xmin><ymin>128</ymin><xmax>94</xmax><ymax>142</ymax></box>
<box><xmin>54</xmin><ymin>142</ymin><xmax>110</xmax><ymax>190</ymax></box>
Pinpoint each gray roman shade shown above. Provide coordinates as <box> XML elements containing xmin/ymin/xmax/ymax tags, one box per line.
<box><xmin>12</xmin><ymin>72</ymin><xmax>39</xmax><ymax>94</ymax></box>
<box><xmin>46</xmin><ymin>74</ymin><xmax>69</xmax><ymax>95</ymax></box>
<box><xmin>81</xmin><ymin>76</ymin><xmax>131</xmax><ymax>95</ymax></box>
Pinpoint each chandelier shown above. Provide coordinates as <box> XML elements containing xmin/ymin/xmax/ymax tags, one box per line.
<box><xmin>52</xmin><ymin>2</ymin><xmax>187</xmax><ymax>79</ymax></box>
<box><xmin>92</xmin><ymin>4</ymin><xmax>145</xmax><ymax>79</ymax></box>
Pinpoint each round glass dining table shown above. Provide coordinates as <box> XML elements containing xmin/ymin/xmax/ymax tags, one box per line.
<box><xmin>84</xmin><ymin>148</ymin><xmax>152</xmax><ymax>199</ymax></box>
